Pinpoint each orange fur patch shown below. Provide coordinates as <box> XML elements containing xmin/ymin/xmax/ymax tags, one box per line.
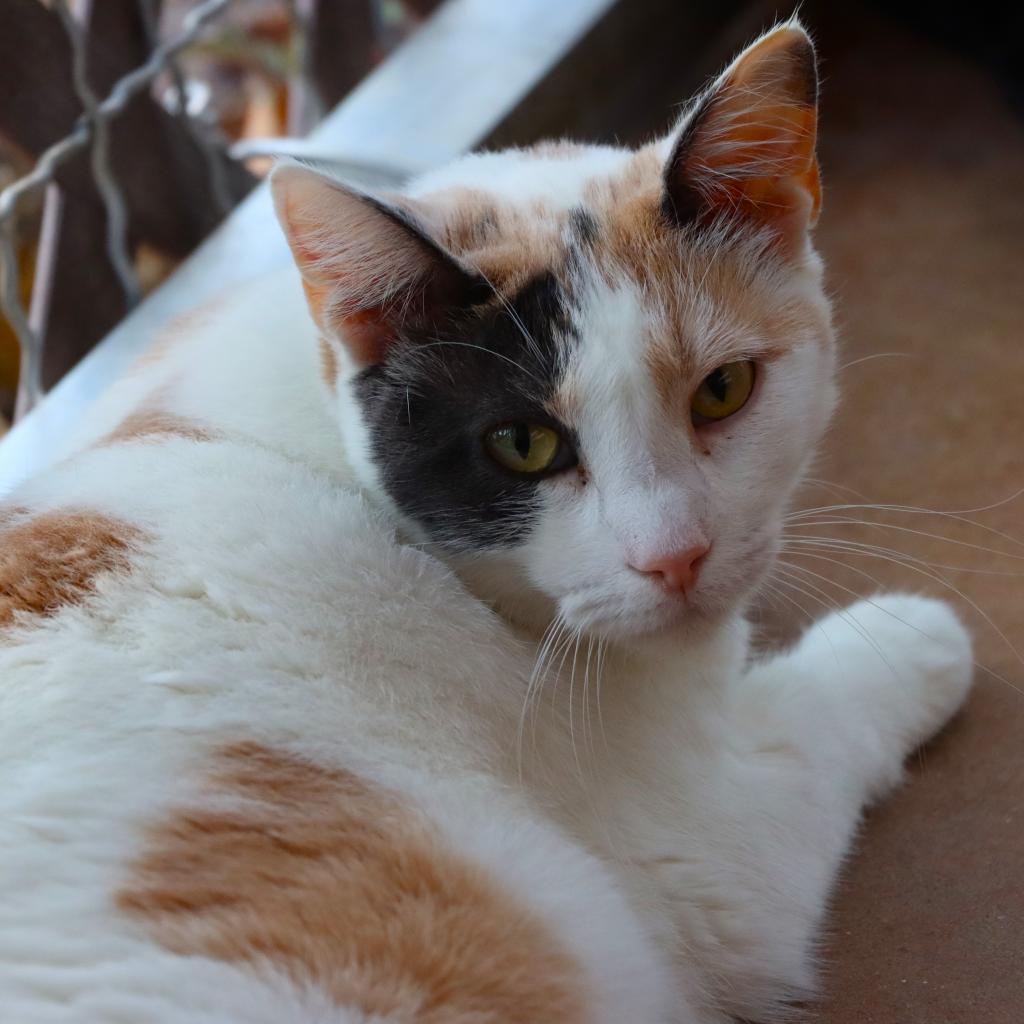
<box><xmin>101</xmin><ymin>408</ymin><xmax>213</xmax><ymax>446</ymax></box>
<box><xmin>0</xmin><ymin>505</ymin><xmax>27</xmax><ymax>530</ymax></box>
<box><xmin>132</xmin><ymin>293</ymin><xmax>229</xmax><ymax>372</ymax></box>
<box><xmin>119</xmin><ymin>743</ymin><xmax>587</xmax><ymax>1022</ymax></box>
<box><xmin>0</xmin><ymin>509</ymin><xmax>140</xmax><ymax>628</ymax></box>
<box><xmin>318</xmin><ymin>336</ymin><xmax>339</xmax><ymax>390</ymax></box>
<box><xmin>418</xmin><ymin>188</ymin><xmax>565</xmax><ymax>297</ymax></box>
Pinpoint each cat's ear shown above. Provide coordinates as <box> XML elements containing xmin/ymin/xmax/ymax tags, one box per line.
<box><xmin>271</xmin><ymin>164</ymin><xmax>489</xmax><ymax>366</ymax></box>
<box><xmin>663</xmin><ymin>21</ymin><xmax>820</xmax><ymax>245</ymax></box>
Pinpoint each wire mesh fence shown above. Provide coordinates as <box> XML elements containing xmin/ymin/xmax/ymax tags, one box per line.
<box><xmin>0</xmin><ymin>0</ymin><xmax>435</xmax><ymax>427</ymax></box>
<box><xmin>1</xmin><ymin>0</ymin><xmax>233</xmax><ymax>420</ymax></box>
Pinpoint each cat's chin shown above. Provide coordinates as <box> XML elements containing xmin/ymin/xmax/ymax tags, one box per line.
<box><xmin>557</xmin><ymin>589</ymin><xmax>729</xmax><ymax>644</ymax></box>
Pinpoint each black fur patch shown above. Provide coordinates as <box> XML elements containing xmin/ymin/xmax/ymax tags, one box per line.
<box><xmin>568</xmin><ymin>207</ymin><xmax>598</xmax><ymax>249</ymax></box>
<box><xmin>566</xmin><ymin>207</ymin><xmax>599</xmax><ymax>280</ymax></box>
<box><xmin>354</xmin><ymin>272</ymin><xmax>577</xmax><ymax>550</ymax></box>
<box><xmin>661</xmin><ymin>93</ymin><xmax>715</xmax><ymax>228</ymax></box>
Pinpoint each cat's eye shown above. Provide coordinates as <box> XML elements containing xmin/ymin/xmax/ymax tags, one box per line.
<box><xmin>691</xmin><ymin>360</ymin><xmax>756</xmax><ymax>424</ymax></box>
<box><xmin>484</xmin><ymin>422</ymin><xmax>568</xmax><ymax>475</ymax></box>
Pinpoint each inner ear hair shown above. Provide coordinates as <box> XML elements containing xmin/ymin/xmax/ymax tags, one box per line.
<box><xmin>662</xmin><ymin>22</ymin><xmax>821</xmax><ymax>240</ymax></box>
<box><xmin>272</xmin><ymin>163</ymin><xmax>491</xmax><ymax>367</ymax></box>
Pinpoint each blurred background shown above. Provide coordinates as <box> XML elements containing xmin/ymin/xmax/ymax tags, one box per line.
<box><xmin>0</xmin><ymin>0</ymin><xmax>440</xmax><ymax>423</ymax></box>
<box><xmin>1</xmin><ymin>2</ymin><xmax>1021</xmax><ymax>1021</ymax></box>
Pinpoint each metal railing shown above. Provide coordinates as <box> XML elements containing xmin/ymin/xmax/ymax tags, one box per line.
<box><xmin>0</xmin><ymin>0</ymin><xmax>435</xmax><ymax>424</ymax></box>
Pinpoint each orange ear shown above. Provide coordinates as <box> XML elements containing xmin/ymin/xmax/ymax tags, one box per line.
<box><xmin>664</xmin><ymin>23</ymin><xmax>820</xmax><ymax>241</ymax></box>
<box><xmin>271</xmin><ymin>164</ymin><xmax>489</xmax><ymax>366</ymax></box>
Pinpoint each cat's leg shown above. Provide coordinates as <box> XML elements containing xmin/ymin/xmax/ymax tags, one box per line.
<box><xmin>744</xmin><ymin>592</ymin><xmax>974</xmax><ymax>803</ymax></box>
<box><xmin>700</xmin><ymin>593</ymin><xmax>974</xmax><ymax>1014</ymax></box>
<box><xmin>585</xmin><ymin>597</ymin><xmax>972</xmax><ymax>1020</ymax></box>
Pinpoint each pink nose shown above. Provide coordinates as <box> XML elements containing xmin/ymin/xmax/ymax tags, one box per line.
<box><xmin>630</xmin><ymin>544</ymin><xmax>709</xmax><ymax>594</ymax></box>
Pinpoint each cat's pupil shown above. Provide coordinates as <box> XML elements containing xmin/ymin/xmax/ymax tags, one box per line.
<box><xmin>705</xmin><ymin>368</ymin><xmax>729</xmax><ymax>403</ymax></box>
<box><xmin>514</xmin><ymin>423</ymin><xmax>531</xmax><ymax>459</ymax></box>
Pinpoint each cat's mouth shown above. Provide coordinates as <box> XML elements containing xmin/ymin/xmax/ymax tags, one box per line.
<box><xmin>557</xmin><ymin>539</ymin><xmax>776</xmax><ymax>639</ymax></box>
<box><xmin>558</xmin><ymin>580</ymin><xmax>717</xmax><ymax>640</ymax></box>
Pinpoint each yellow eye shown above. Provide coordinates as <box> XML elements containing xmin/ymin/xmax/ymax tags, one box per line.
<box><xmin>484</xmin><ymin>422</ymin><xmax>563</xmax><ymax>474</ymax></box>
<box><xmin>691</xmin><ymin>360</ymin><xmax>756</xmax><ymax>423</ymax></box>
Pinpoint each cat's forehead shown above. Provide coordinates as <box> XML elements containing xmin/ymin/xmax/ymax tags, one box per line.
<box><xmin>407</xmin><ymin>143</ymin><xmax>641</xmax><ymax>216</ymax></box>
<box><xmin>404</xmin><ymin>141</ymin><xmax>829</xmax><ymax>427</ymax></box>
<box><xmin>406</xmin><ymin>144</ymin><xmax>668</xmax><ymax>293</ymax></box>
<box><xmin>407</xmin><ymin>143</ymin><xmax>779</xmax><ymax>314</ymax></box>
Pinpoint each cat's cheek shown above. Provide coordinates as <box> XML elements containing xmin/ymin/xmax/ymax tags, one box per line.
<box><xmin>705</xmin><ymin>535</ymin><xmax>778</xmax><ymax>610</ymax></box>
<box><xmin>546</xmin><ymin>466</ymin><xmax>590</xmax><ymax>496</ymax></box>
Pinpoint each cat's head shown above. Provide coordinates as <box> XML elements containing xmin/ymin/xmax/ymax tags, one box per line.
<box><xmin>273</xmin><ymin>22</ymin><xmax>836</xmax><ymax>640</ymax></box>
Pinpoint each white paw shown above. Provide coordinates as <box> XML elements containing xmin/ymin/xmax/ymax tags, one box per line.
<box><xmin>815</xmin><ymin>593</ymin><xmax>974</xmax><ymax>745</ymax></box>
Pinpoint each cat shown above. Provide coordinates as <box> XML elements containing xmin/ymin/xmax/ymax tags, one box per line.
<box><xmin>0</xmin><ymin>20</ymin><xmax>973</xmax><ymax>1024</ymax></box>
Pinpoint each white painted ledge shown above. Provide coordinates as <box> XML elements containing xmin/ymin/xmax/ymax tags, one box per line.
<box><xmin>0</xmin><ymin>0</ymin><xmax>615</xmax><ymax>495</ymax></box>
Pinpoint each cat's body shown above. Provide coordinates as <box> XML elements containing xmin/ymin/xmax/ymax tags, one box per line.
<box><xmin>0</xmin><ymin>24</ymin><xmax>973</xmax><ymax>1023</ymax></box>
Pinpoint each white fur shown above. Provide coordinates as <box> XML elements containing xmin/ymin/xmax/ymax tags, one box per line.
<box><xmin>408</xmin><ymin>145</ymin><xmax>633</xmax><ymax>211</ymax></box>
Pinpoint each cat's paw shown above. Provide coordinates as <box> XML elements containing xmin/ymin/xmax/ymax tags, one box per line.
<box><xmin>819</xmin><ymin>592</ymin><xmax>974</xmax><ymax>745</ymax></box>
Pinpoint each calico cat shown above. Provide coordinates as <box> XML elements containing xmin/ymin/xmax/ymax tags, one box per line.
<box><xmin>0</xmin><ymin>21</ymin><xmax>972</xmax><ymax>1024</ymax></box>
